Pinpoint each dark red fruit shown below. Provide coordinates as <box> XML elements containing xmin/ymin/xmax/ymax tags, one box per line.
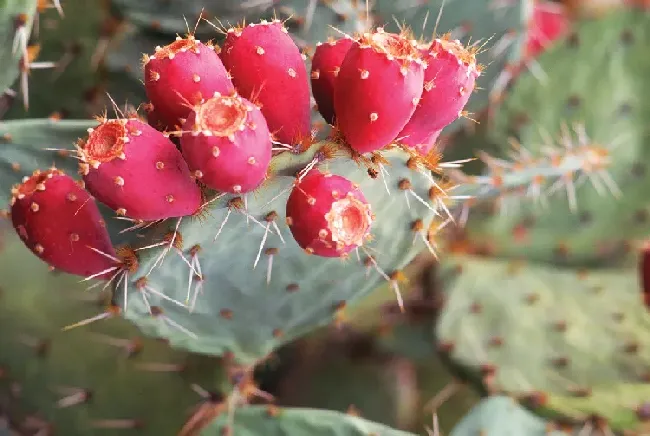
<box><xmin>525</xmin><ymin>1</ymin><xmax>569</xmax><ymax>59</ymax></box>
<box><xmin>397</xmin><ymin>37</ymin><xmax>479</xmax><ymax>152</ymax></box>
<box><xmin>334</xmin><ymin>28</ymin><xmax>426</xmax><ymax>154</ymax></box>
<box><xmin>180</xmin><ymin>93</ymin><xmax>272</xmax><ymax>194</ymax></box>
<box><xmin>286</xmin><ymin>170</ymin><xmax>373</xmax><ymax>257</ymax></box>
<box><xmin>310</xmin><ymin>37</ymin><xmax>354</xmax><ymax>125</ymax></box>
<box><xmin>77</xmin><ymin>117</ymin><xmax>202</xmax><ymax>221</ymax></box>
<box><xmin>143</xmin><ymin>35</ymin><xmax>235</xmax><ymax>131</ymax></box>
<box><xmin>220</xmin><ymin>20</ymin><xmax>311</xmax><ymax>145</ymax></box>
<box><xmin>10</xmin><ymin>169</ymin><xmax>116</xmax><ymax>278</ymax></box>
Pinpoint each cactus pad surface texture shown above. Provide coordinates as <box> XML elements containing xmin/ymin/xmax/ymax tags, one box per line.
<box><xmin>464</xmin><ymin>8</ymin><xmax>650</xmax><ymax>267</ymax></box>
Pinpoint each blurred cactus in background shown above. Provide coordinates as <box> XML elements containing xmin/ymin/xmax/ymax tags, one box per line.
<box><xmin>1</xmin><ymin>0</ymin><xmax>649</xmax><ymax>435</ymax></box>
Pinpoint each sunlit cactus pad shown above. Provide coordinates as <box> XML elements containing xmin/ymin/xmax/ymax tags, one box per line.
<box><xmin>448</xmin><ymin>396</ymin><xmax>569</xmax><ymax>436</ymax></box>
<box><xmin>200</xmin><ymin>406</ymin><xmax>416</xmax><ymax>435</ymax></box>
<box><xmin>466</xmin><ymin>9</ymin><xmax>650</xmax><ymax>266</ymax></box>
<box><xmin>434</xmin><ymin>255</ymin><xmax>650</xmax><ymax>431</ymax></box>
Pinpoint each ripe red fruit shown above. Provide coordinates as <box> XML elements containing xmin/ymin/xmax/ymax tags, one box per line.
<box><xmin>10</xmin><ymin>169</ymin><xmax>117</xmax><ymax>278</ymax></box>
<box><xmin>180</xmin><ymin>93</ymin><xmax>272</xmax><ymax>194</ymax></box>
<box><xmin>220</xmin><ymin>20</ymin><xmax>311</xmax><ymax>145</ymax></box>
<box><xmin>310</xmin><ymin>37</ymin><xmax>354</xmax><ymax>125</ymax></box>
<box><xmin>525</xmin><ymin>1</ymin><xmax>570</xmax><ymax>59</ymax></box>
<box><xmin>285</xmin><ymin>170</ymin><xmax>373</xmax><ymax>257</ymax></box>
<box><xmin>397</xmin><ymin>38</ymin><xmax>480</xmax><ymax>152</ymax></box>
<box><xmin>334</xmin><ymin>28</ymin><xmax>426</xmax><ymax>154</ymax></box>
<box><xmin>77</xmin><ymin>117</ymin><xmax>202</xmax><ymax>221</ymax></box>
<box><xmin>143</xmin><ymin>35</ymin><xmax>235</xmax><ymax>131</ymax></box>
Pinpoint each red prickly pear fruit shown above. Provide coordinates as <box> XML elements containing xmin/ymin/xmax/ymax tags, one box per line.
<box><xmin>525</xmin><ymin>1</ymin><xmax>570</xmax><ymax>59</ymax></box>
<box><xmin>413</xmin><ymin>129</ymin><xmax>442</xmax><ymax>155</ymax></box>
<box><xmin>310</xmin><ymin>37</ymin><xmax>355</xmax><ymax>125</ymax></box>
<box><xmin>285</xmin><ymin>170</ymin><xmax>373</xmax><ymax>257</ymax></box>
<box><xmin>143</xmin><ymin>35</ymin><xmax>235</xmax><ymax>131</ymax></box>
<box><xmin>397</xmin><ymin>37</ymin><xmax>480</xmax><ymax>151</ymax></box>
<box><xmin>180</xmin><ymin>93</ymin><xmax>272</xmax><ymax>194</ymax></box>
<box><xmin>334</xmin><ymin>28</ymin><xmax>426</xmax><ymax>154</ymax></box>
<box><xmin>10</xmin><ymin>168</ymin><xmax>117</xmax><ymax>278</ymax></box>
<box><xmin>77</xmin><ymin>117</ymin><xmax>202</xmax><ymax>221</ymax></box>
<box><xmin>219</xmin><ymin>20</ymin><xmax>311</xmax><ymax>145</ymax></box>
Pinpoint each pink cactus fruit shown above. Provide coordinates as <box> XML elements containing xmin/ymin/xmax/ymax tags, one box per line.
<box><xmin>219</xmin><ymin>20</ymin><xmax>311</xmax><ymax>145</ymax></box>
<box><xmin>10</xmin><ymin>168</ymin><xmax>117</xmax><ymax>278</ymax></box>
<box><xmin>310</xmin><ymin>36</ymin><xmax>355</xmax><ymax>125</ymax></box>
<box><xmin>180</xmin><ymin>93</ymin><xmax>272</xmax><ymax>194</ymax></box>
<box><xmin>143</xmin><ymin>35</ymin><xmax>235</xmax><ymax>132</ymax></box>
<box><xmin>76</xmin><ymin>117</ymin><xmax>202</xmax><ymax>221</ymax></box>
<box><xmin>397</xmin><ymin>37</ymin><xmax>480</xmax><ymax>152</ymax></box>
<box><xmin>285</xmin><ymin>169</ymin><xmax>373</xmax><ymax>257</ymax></box>
<box><xmin>334</xmin><ymin>28</ymin><xmax>426</xmax><ymax>154</ymax></box>
<box><xmin>525</xmin><ymin>1</ymin><xmax>570</xmax><ymax>59</ymax></box>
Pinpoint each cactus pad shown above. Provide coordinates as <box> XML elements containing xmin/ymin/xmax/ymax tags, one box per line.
<box><xmin>118</xmin><ymin>144</ymin><xmax>440</xmax><ymax>365</ymax></box>
<box><xmin>435</xmin><ymin>255</ymin><xmax>650</xmax><ymax>431</ymax></box>
<box><xmin>465</xmin><ymin>9</ymin><xmax>650</xmax><ymax>266</ymax></box>
<box><xmin>449</xmin><ymin>396</ymin><xmax>568</xmax><ymax>436</ymax></box>
<box><xmin>200</xmin><ymin>405</ymin><xmax>416</xmax><ymax>435</ymax></box>
<box><xmin>0</xmin><ymin>117</ymin><xmax>442</xmax><ymax>365</ymax></box>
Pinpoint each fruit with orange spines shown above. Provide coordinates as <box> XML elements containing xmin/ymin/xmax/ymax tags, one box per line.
<box><xmin>310</xmin><ymin>36</ymin><xmax>355</xmax><ymax>125</ymax></box>
<box><xmin>76</xmin><ymin>117</ymin><xmax>202</xmax><ymax>221</ymax></box>
<box><xmin>219</xmin><ymin>19</ymin><xmax>311</xmax><ymax>145</ymax></box>
<box><xmin>143</xmin><ymin>35</ymin><xmax>235</xmax><ymax>132</ymax></box>
<box><xmin>9</xmin><ymin>168</ymin><xmax>117</xmax><ymax>278</ymax></box>
<box><xmin>333</xmin><ymin>28</ymin><xmax>426</xmax><ymax>154</ymax></box>
<box><xmin>180</xmin><ymin>93</ymin><xmax>272</xmax><ymax>194</ymax></box>
<box><xmin>397</xmin><ymin>36</ymin><xmax>480</xmax><ymax>153</ymax></box>
<box><xmin>285</xmin><ymin>169</ymin><xmax>373</xmax><ymax>257</ymax></box>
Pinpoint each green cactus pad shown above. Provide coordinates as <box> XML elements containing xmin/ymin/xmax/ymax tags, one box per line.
<box><xmin>119</xmin><ymin>145</ymin><xmax>440</xmax><ymax>365</ymax></box>
<box><xmin>434</xmin><ymin>254</ymin><xmax>650</xmax><ymax>431</ymax></box>
<box><xmin>200</xmin><ymin>405</ymin><xmax>416</xmax><ymax>435</ymax></box>
<box><xmin>449</xmin><ymin>396</ymin><xmax>568</xmax><ymax>436</ymax></box>
<box><xmin>0</xmin><ymin>225</ymin><xmax>230</xmax><ymax>435</ymax></box>
<box><xmin>374</xmin><ymin>0</ymin><xmax>533</xmax><ymax>131</ymax></box>
<box><xmin>0</xmin><ymin>0</ymin><xmax>37</xmax><ymax>93</ymax></box>
<box><xmin>0</xmin><ymin>117</ymin><xmax>442</xmax><ymax>365</ymax></box>
<box><xmin>464</xmin><ymin>9</ymin><xmax>650</xmax><ymax>267</ymax></box>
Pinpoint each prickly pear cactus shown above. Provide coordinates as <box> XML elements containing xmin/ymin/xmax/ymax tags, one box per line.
<box><xmin>463</xmin><ymin>9</ymin><xmax>650</xmax><ymax>267</ymax></box>
<box><xmin>200</xmin><ymin>406</ymin><xmax>416</xmax><ymax>435</ymax></box>
<box><xmin>448</xmin><ymin>396</ymin><xmax>570</xmax><ymax>436</ymax></box>
<box><xmin>434</xmin><ymin>255</ymin><xmax>650</xmax><ymax>432</ymax></box>
<box><xmin>0</xmin><ymin>0</ymin><xmax>37</xmax><ymax>93</ymax></box>
<box><xmin>0</xmin><ymin>224</ymin><xmax>231</xmax><ymax>435</ymax></box>
<box><xmin>374</xmin><ymin>0</ymin><xmax>534</xmax><ymax>130</ymax></box>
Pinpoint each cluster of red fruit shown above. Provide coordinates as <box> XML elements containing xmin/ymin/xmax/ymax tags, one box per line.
<box><xmin>8</xmin><ymin>20</ymin><xmax>479</xmax><ymax>281</ymax></box>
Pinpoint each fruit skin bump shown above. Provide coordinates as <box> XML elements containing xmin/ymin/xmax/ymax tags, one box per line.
<box><xmin>10</xmin><ymin>168</ymin><xmax>117</xmax><ymax>278</ymax></box>
<box><xmin>180</xmin><ymin>93</ymin><xmax>273</xmax><ymax>194</ymax></box>
<box><xmin>310</xmin><ymin>37</ymin><xmax>355</xmax><ymax>125</ymax></box>
<box><xmin>285</xmin><ymin>170</ymin><xmax>373</xmax><ymax>258</ymax></box>
<box><xmin>143</xmin><ymin>36</ymin><xmax>235</xmax><ymax>132</ymax></box>
<box><xmin>77</xmin><ymin>117</ymin><xmax>202</xmax><ymax>221</ymax></box>
<box><xmin>333</xmin><ymin>28</ymin><xmax>426</xmax><ymax>154</ymax></box>
<box><xmin>397</xmin><ymin>38</ymin><xmax>479</xmax><ymax>153</ymax></box>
